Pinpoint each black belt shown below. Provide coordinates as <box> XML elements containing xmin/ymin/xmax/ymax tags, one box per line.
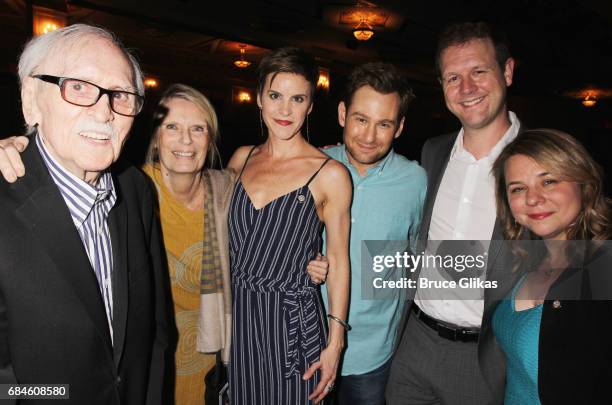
<box><xmin>411</xmin><ymin>304</ymin><xmax>480</xmax><ymax>342</ymax></box>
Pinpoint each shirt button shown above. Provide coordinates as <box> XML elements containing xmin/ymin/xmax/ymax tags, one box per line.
<box><xmin>463</xmin><ymin>197</ymin><xmax>470</xmax><ymax>203</ymax></box>
<box><xmin>454</xmin><ymin>232</ymin><xmax>464</xmax><ymax>238</ymax></box>
<box><xmin>351</xmin><ymin>218</ymin><xmax>355</xmax><ymax>223</ymax></box>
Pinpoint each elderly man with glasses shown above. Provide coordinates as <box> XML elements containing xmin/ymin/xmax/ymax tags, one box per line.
<box><xmin>0</xmin><ymin>24</ymin><xmax>168</xmax><ymax>404</ymax></box>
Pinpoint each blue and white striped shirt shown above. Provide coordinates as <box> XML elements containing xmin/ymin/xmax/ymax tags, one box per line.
<box><xmin>36</xmin><ymin>134</ymin><xmax>116</xmax><ymax>343</ymax></box>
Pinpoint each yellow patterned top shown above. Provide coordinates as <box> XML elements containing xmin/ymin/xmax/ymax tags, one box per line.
<box><xmin>143</xmin><ymin>164</ymin><xmax>215</xmax><ymax>405</ymax></box>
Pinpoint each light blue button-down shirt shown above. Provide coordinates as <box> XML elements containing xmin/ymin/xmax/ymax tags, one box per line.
<box><xmin>322</xmin><ymin>144</ymin><xmax>426</xmax><ymax>375</ymax></box>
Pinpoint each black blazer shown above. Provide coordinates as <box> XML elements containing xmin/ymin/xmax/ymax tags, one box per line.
<box><xmin>0</xmin><ymin>142</ymin><xmax>169</xmax><ymax>404</ymax></box>
<box><xmin>539</xmin><ymin>300</ymin><xmax>612</xmax><ymax>404</ymax></box>
<box><xmin>397</xmin><ymin>129</ymin><xmax>524</xmax><ymax>404</ymax></box>
<box><xmin>538</xmin><ymin>245</ymin><xmax>612</xmax><ymax>404</ymax></box>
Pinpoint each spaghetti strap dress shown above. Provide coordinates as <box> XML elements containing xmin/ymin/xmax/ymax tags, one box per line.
<box><xmin>228</xmin><ymin>148</ymin><xmax>331</xmax><ymax>404</ymax></box>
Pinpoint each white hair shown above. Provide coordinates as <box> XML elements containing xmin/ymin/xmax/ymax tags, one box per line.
<box><xmin>18</xmin><ymin>23</ymin><xmax>144</xmax><ymax>96</ymax></box>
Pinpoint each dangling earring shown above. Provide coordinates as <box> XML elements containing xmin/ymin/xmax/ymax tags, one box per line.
<box><xmin>259</xmin><ymin>108</ymin><xmax>265</xmax><ymax>138</ymax></box>
<box><xmin>306</xmin><ymin>114</ymin><xmax>310</xmax><ymax>143</ymax></box>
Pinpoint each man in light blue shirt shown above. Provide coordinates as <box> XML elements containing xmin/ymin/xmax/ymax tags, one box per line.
<box><xmin>312</xmin><ymin>63</ymin><xmax>426</xmax><ymax>405</ymax></box>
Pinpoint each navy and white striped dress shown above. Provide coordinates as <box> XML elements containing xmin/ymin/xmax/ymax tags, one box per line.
<box><xmin>228</xmin><ymin>151</ymin><xmax>330</xmax><ymax>404</ymax></box>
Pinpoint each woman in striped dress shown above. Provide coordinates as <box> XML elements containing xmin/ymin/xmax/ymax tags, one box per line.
<box><xmin>227</xmin><ymin>47</ymin><xmax>352</xmax><ymax>404</ymax></box>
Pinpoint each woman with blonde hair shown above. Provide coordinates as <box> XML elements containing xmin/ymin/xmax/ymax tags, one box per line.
<box><xmin>0</xmin><ymin>74</ymin><xmax>339</xmax><ymax>404</ymax></box>
<box><xmin>143</xmin><ymin>83</ymin><xmax>233</xmax><ymax>405</ymax></box>
<box><xmin>492</xmin><ymin>129</ymin><xmax>611</xmax><ymax>241</ymax></box>
<box><xmin>490</xmin><ymin>129</ymin><xmax>612</xmax><ymax>404</ymax></box>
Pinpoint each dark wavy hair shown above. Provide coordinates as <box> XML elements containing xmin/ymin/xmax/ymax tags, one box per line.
<box><xmin>492</xmin><ymin>129</ymin><xmax>612</xmax><ymax>241</ymax></box>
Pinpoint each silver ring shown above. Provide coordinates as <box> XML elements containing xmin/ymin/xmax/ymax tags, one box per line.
<box><xmin>325</xmin><ymin>383</ymin><xmax>334</xmax><ymax>393</ymax></box>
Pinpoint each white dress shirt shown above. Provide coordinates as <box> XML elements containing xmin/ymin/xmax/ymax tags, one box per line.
<box><xmin>415</xmin><ymin>112</ymin><xmax>521</xmax><ymax>327</ymax></box>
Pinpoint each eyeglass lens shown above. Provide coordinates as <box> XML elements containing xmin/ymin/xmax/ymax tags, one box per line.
<box><xmin>61</xmin><ymin>78</ymin><xmax>139</xmax><ymax>116</ymax></box>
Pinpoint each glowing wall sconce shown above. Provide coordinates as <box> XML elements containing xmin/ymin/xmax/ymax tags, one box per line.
<box><xmin>33</xmin><ymin>6</ymin><xmax>67</xmax><ymax>36</ymax></box>
<box><xmin>317</xmin><ymin>68</ymin><xmax>330</xmax><ymax>91</ymax></box>
<box><xmin>144</xmin><ymin>78</ymin><xmax>158</xmax><ymax>89</ymax></box>
<box><xmin>238</xmin><ymin>91</ymin><xmax>251</xmax><ymax>103</ymax></box>
<box><xmin>233</xmin><ymin>87</ymin><xmax>254</xmax><ymax>104</ymax></box>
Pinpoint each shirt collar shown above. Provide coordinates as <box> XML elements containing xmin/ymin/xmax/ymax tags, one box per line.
<box><xmin>451</xmin><ymin>111</ymin><xmax>521</xmax><ymax>162</ymax></box>
<box><xmin>340</xmin><ymin>144</ymin><xmax>396</xmax><ymax>176</ymax></box>
<box><xmin>36</xmin><ymin>132</ymin><xmax>116</xmax><ymax>226</ymax></box>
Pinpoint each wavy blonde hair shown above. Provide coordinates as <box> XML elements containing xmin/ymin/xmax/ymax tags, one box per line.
<box><xmin>492</xmin><ymin>129</ymin><xmax>611</xmax><ymax>241</ymax></box>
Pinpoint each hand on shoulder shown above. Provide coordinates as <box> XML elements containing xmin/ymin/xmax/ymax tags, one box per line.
<box><xmin>0</xmin><ymin>135</ymin><xmax>29</xmax><ymax>183</ymax></box>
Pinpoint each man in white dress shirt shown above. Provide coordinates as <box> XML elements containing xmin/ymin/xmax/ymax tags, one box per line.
<box><xmin>386</xmin><ymin>21</ymin><xmax>523</xmax><ymax>405</ymax></box>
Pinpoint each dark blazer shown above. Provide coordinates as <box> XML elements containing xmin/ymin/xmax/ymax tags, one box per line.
<box><xmin>536</xmin><ymin>244</ymin><xmax>612</xmax><ymax>404</ymax></box>
<box><xmin>397</xmin><ymin>129</ymin><xmax>523</xmax><ymax>404</ymax></box>
<box><xmin>538</xmin><ymin>301</ymin><xmax>612</xmax><ymax>404</ymax></box>
<box><xmin>0</xmin><ymin>141</ymin><xmax>169</xmax><ymax>404</ymax></box>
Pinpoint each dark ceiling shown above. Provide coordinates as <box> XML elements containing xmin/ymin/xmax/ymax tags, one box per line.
<box><xmin>3</xmin><ymin>0</ymin><xmax>612</xmax><ymax>98</ymax></box>
<box><xmin>1</xmin><ymin>0</ymin><xmax>612</xmax><ymax>174</ymax></box>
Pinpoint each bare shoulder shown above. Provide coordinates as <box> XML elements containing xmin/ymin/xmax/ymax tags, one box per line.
<box><xmin>316</xmin><ymin>158</ymin><xmax>351</xmax><ymax>192</ymax></box>
<box><xmin>320</xmin><ymin>158</ymin><xmax>349</xmax><ymax>179</ymax></box>
<box><xmin>307</xmin><ymin>157</ymin><xmax>351</xmax><ymax>212</ymax></box>
<box><xmin>227</xmin><ymin>145</ymin><xmax>257</xmax><ymax>173</ymax></box>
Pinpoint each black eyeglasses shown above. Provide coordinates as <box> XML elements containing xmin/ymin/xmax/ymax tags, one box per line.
<box><xmin>31</xmin><ymin>74</ymin><xmax>144</xmax><ymax>117</ymax></box>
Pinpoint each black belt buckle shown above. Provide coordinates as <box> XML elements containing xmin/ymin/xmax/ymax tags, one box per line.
<box><xmin>438</xmin><ymin>323</ymin><xmax>478</xmax><ymax>342</ymax></box>
<box><xmin>412</xmin><ymin>304</ymin><xmax>478</xmax><ymax>342</ymax></box>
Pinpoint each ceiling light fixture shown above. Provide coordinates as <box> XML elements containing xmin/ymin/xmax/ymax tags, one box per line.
<box><xmin>562</xmin><ymin>87</ymin><xmax>612</xmax><ymax>106</ymax></box>
<box><xmin>353</xmin><ymin>18</ymin><xmax>374</xmax><ymax>41</ymax></box>
<box><xmin>234</xmin><ymin>45</ymin><xmax>252</xmax><ymax>69</ymax></box>
<box><xmin>582</xmin><ymin>93</ymin><xmax>597</xmax><ymax>107</ymax></box>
